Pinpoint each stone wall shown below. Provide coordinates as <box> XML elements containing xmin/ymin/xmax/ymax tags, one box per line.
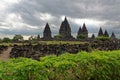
<box><xmin>10</xmin><ymin>40</ymin><xmax>120</xmax><ymax>60</ymax></box>
<box><xmin>0</xmin><ymin>45</ymin><xmax>8</xmax><ymax>53</ymax></box>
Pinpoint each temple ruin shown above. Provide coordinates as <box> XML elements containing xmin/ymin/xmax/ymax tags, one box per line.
<box><xmin>42</xmin><ymin>23</ymin><xmax>52</xmax><ymax>40</ymax></box>
<box><xmin>59</xmin><ymin>17</ymin><xmax>74</xmax><ymax>40</ymax></box>
<box><xmin>77</xmin><ymin>23</ymin><xmax>88</xmax><ymax>39</ymax></box>
<box><xmin>41</xmin><ymin>17</ymin><xmax>116</xmax><ymax>41</ymax></box>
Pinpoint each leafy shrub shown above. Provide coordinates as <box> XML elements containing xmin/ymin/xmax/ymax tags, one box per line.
<box><xmin>0</xmin><ymin>50</ymin><xmax>120</xmax><ymax>80</ymax></box>
<box><xmin>77</xmin><ymin>34</ymin><xmax>86</xmax><ymax>39</ymax></box>
<box><xmin>54</xmin><ymin>34</ymin><xmax>63</xmax><ymax>39</ymax></box>
<box><xmin>2</xmin><ymin>37</ymin><xmax>12</xmax><ymax>43</ymax></box>
<box><xmin>96</xmin><ymin>36</ymin><xmax>110</xmax><ymax>41</ymax></box>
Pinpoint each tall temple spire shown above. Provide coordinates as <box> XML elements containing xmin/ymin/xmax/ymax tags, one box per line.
<box><xmin>64</xmin><ymin>16</ymin><xmax>67</xmax><ymax>22</ymax></box>
<box><xmin>59</xmin><ymin>17</ymin><xmax>74</xmax><ymax>40</ymax></box>
<box><xmin>91</xmin><ymin>34</ymin><xmax>95</xmax><ymax>39</ymax></box>
<box><xmin>82</xmin><ymin>23</ymin><xmax>87</xmax><ymax>31</ymax></box>
<box><xmin>43</xmin><ymin>23</ymin><xmax>52</xmax><ymax>40</ymax></box>
<box><xmin>104</xmin><ymin>30</ymin><xmax>109</xmax><ymax>37</ymax></box>
<box><xmin>98</xmin><ymin>27</ymin><xmax>104</xmax><ymax>37</ymax></box>
<box><xmin>77</xmin><ymin>26</ymin><xmax>82</xmax><ymax>35</ymax></box>
<box><xmin>77</xmin><ymin>23</ymin><xmax>88</xmax><ymax>39</ymax></box>
<box><xmin>82</xmin><ymin>23</ymin><xmax>88</xmax><ymax>38</ymax></box>
<box><xmin>110</xmin><ymin>32</ymin><xmax>116</xmax><ymax>39</ymax></box>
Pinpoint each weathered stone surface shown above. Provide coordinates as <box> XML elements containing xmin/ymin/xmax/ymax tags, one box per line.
<box><xmin>77</xmin><ymin>23</ymin><xmax>88</xmax><ymax>39</ymax></box>
<box><xmin>104</xmin><ymin>30</ymin><xmax>109</xmax><ymax>37</ymax></box>
<box><xmin>10</xmin><ymin>40</ymin><xmax>120</xmax><ymax>60</ymax></box>
<box><xmin>37</xmin><ymin>17</ymin><xmax>117</xmax><ymax>41</ymax></box>
<box><xmin>111</xmin><ymin>32</ymin><xmax>116</xmax><ymax>39</ymax></box>
<box><xmin>82</xmin><ymin>23</ymin><xmax>88</xmax><ymax>38</ymax></box>
<box><xmin>91</xmin><ymin>34</ymin><xmax>95</xmax><ymax>39</ymax></box>
<box><xmin>59</xmin><ymin>17</ymin><xmax>74</xmax><ymax>40</ymax></box>
<box><xmin>98</xmin><ymin>27</ymin><xmax>104</xmax><ymax>37</ymax></box>
<box><xmin>43</xmin><ymin>23</ymin><xmax>52</xmax><ymax>40</ymax></box>
<box><xmin>77</xmin><ymin>27</ymin><xmax>82</xmax><ymax>35</ymax></box>
<box><xmin>0</xmin><ymin>45</ymin><xmax>8</xmax><ymax>53</ymax></box>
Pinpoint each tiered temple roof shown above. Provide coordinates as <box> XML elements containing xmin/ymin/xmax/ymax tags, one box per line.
<box><xmin>43</xmin><ymin>23</ymin><xmax>52</xmax><ymax>40</ymax></box>
<box><xmin>59</xmin><ymin>17</ymin><xmax>74</xmax><ymax>40</ymax></box>
<box><xmin>41</xmin><ymin>17</ymin><xmax>117</xmax><ymax>40</ymax></box>
<box><xmin>111</xmin><ymin>32</ymin><xmax>116</xmax><ymax>39</ymax></box>
<box><xmin>98</xmin><ymin>27</ymin><xmax>104</xmax><ymax>37</ymax></box>
<box><xmin>77</xmin><ymin>23</ymin><xmax>88</xmax><ymax>39</ymax></box>
<box><xmin>104</xmin><ymin>30</ymin><xmax>109</xmax><ymax>37</ymax></box>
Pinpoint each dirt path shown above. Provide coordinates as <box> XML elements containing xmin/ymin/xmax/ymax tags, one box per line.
<box><xmin>0</xmin><ymin>47</ymin><xmax>12</xmax><ymax>61</ymax></box>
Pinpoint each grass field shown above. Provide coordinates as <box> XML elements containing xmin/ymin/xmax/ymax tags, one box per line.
<box><xmin>0</xmin><ymin>41</ymin><xmax>87</xmax><ymax>46</ymax></box>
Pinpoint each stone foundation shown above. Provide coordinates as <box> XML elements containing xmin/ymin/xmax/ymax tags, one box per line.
<box><xmin>10</xmin><ymin>40</ymin><xmax>120</xmax><ymax>60</ymax></box>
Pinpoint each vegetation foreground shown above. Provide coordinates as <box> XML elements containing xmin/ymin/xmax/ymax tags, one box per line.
<box><xmin>0</xmin><ymin>50</ymin><xmax>120</xmax><ymax>80</ymax></box>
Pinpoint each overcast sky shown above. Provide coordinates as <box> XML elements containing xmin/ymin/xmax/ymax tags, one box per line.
<box><xmin>0</xmin><ymin>0</ymin><xmax>120</xmax><ymax>39</ymax></box>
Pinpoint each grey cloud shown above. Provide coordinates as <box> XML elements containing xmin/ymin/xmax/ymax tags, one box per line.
<box><xmin>0</xmin><ymin>0</ymin><xmax>120</xmax><ymax>38</ymax></box>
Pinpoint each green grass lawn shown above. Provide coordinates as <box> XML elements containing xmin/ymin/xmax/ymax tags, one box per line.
<box><xmin>0</xmin><ymin>41</ymin><xmax>87</xmax><ymax>46</ymax></box>
<box><xmin>38</xmin><ymin>41</ymin><xmax>87</xmax><ymax>44</ymax></box>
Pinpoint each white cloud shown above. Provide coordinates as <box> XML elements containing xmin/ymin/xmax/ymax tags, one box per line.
<box><xmin>0</xmin><ymin>0</ymin><xmax>21</xmax><ymax>11</ymax></box>
<box><xmin>0</xmin><ymin>4</ymin><xmax>7</xmax><ymax>11</ymax></box>
<box><xmin>1</xmin><ymin>0</ymin><xmax>21</xmax><ymax>4</ymax></box>
<box><xmin>0</xmin><ymin>33</ymin><xmax>14</xmax><ymax>39</ymax></box>
<box><xmin>1</xmin><ymin>13</ymin><xmax>39</xmax><ymax>32</ymax></box>
<box><xmin>69</xmin><ymin>17</ymin><xmax>106</xmax><ymax>27</ymax></box>
<box><xmin>39</xmin><ymin>13</ymin><xmax>55</xmax><ymax>21</ymax></box>
<box><xmin>0</xmin><ymin>26</ymin><xmax>10</xmax><ymax>30</ymax></box>
<box><xmin>0</xmin><ymin>0</ymin><xmax>119</xmax><ymax>39</ymax></box>
<box><xmin>60</xmin><ymin>16</ymin><xmax>106</xmax><ymax>27</ymax></box>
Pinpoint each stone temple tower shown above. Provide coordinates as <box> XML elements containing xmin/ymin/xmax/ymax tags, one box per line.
<box><xmin>104</xmin><ymin>30</ymin><xmax>109</xmax><ymax>37</ymax></box>
<box><xmin>77</xmin><ymin>23</ymin><xmax>88</xmax><ymax>39</ymax></box>
<box><xmin>98</xmin><ymin>27</ymin><xmax>104</xmax><ymax>37</ymax></box>
<box><xmin>59</xmin><ymin>17</ymin><xmax>74</xmax><ymax>40</ymax></box>
<box><xmin>82</xmin><ymin>23</ymin><xmax>88</xmax><ymax>38</ymax></box>
<box><xmin>111</xmin><ymin>32</ymin><xmax>116</xmax><ymax>39</ymax></box>
<box><xmin>77</xmin><ymin>27</ymin><xmax>82</xmax><ymax>36</ymax></box>
<box><xmin>43</xmin><ymin>23</ymin><xmax>52</xmax><ymax>40</ymax></box>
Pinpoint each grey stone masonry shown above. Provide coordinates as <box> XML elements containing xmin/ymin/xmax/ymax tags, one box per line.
<box><xmin>59</xmin><ymin>17</ymin><xmax>74</xmax><ymax>40</ymax></box>
<box><xmin>111</xmin><ymin>32</ymin><xmax>116</xmax><ymax>39</ymax></box>
<box><xmin>43</xmin><ymin>23</ymin><xmax>52</xmax><ymax>40</ymax></box>
<box><xmin>104</xmin><ymin>30</ymin><xmax>109</xmax><ymax>37</ymax></box>
<box><xmin>98</xmin><ymin>27</ymin><xmax>104</xmax><ymax>37</ymax></box>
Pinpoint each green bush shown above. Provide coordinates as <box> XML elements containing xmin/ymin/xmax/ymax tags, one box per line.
<box><xmin>96</xmin><ymin>36</ymin><xmax>110</xmax><ymax>41</ymax></box>
<box><xmin>54</xmin><ymin>34</ymin><xmax>63</xmax><ymax>39</ymax></box>
<box><xmin>77</xmin><ymin>34</ymin><xmax>86</xmax><ymax>39</ymax></box>
<box><xmin>0</xmin><ymin>50</ymin><xmax>120</xmax><ymax>80</ymax></box>
<box><xmin>2</xmin><ymin>37</ymin><xmax>12</xmax><ymax>43</ymax></box>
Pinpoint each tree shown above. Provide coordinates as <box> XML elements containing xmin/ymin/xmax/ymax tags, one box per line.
<box><xmin>96</xmin><ymin>36</ymin><xmax>110</xmax><ymax>41</ymax></box>
<box><xmin>2</xmin><ymin>37</ymin><xmax>11</xmax><ymax>43</ymax></box>
<box><xmin>28</xmin><ymin>36</ymin><xmax>34</xmax><ymax>41</ymax></box>
<box><xmin>77</xmin><ymin>34</ymin><xmax>86</xmax><ymax>39</ymax></box>
<box><xmin>28</xmin><ymin>36</ymin><xmax>39</xmax><ymax>41</ymax></box>
<box><xmin>0</xmin><ymin>38</ymin><xmax>2</xmax><ymax>43</ymax></box>
<box><xmin>54</xmin><ymin>34</ymin><xmax>63</xmax><ymax>39</ymax></box>
<box><xmin>13</xmin><ymin>34</ymin><xmax>24</xmax><ymax>42</ymax></box>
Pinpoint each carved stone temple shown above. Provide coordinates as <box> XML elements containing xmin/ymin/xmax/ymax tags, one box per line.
<box><xmin>77</xmin><ymin>23</ymin><xmax>88</xmax><ymax>39</ymax></box>
<box><xmin>59</xmin><ymin>17</ymin><xmax>74</xmax><ymax>40</ymax></box>
<box><xmin>111</xmin><ymin>32</ymin><xmax>116</xmax><ymax>39</ymax></box>
<box><xmin>40</xmin><ymin>17</ymin><xmax>117</xmax><ymax>41</ymax></box>
<box><xmin>98</xmin><ymin>27</ymin><xmax>104</xmax><ymax>37</ymax></box>
<box><xmin>42</xmin><ymin>23</ymin><xmax>52</xmax><ymax>40</ymax></box>
<box><xmin>104</xmin><ymin>30</ymin><xmax>109</xmax><ymax>37</ymax></box>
